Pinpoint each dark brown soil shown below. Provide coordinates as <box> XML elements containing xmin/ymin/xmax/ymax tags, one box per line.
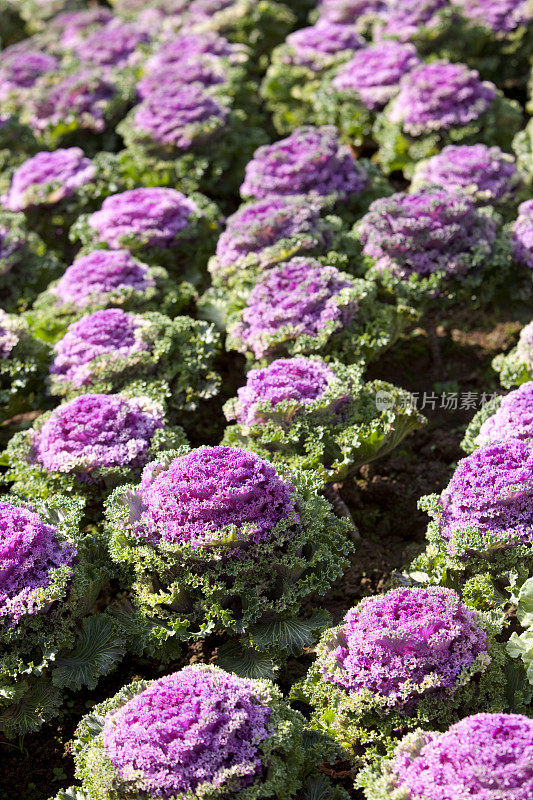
<box><xmin>0</xmin><ymin>309</ymin><xmax>524</xmax><ymax>800</ymax></box>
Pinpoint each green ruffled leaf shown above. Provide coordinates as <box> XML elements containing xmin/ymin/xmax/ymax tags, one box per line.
<box><xmin>52</xmin><ymin>615</ymin><xmax>125</xmax><ymax>691</ymax></box>
<box><xmin>216</xmin><ymin>641</ymin><xmax>277</xmax><ymax>680</ymax></box>
<box><xmin>249</xmin><ymin>609</ymin><xmax>332</xmax><ymax>656</ymax></box>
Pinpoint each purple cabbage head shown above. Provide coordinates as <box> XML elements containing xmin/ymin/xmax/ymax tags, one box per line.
<box><xmin>358</xmin><ymin>189</ymin><xmax>497</xmax><ymax>279</ymax></box>
<box><xmin>475</xmin><ymin>383</ymin><xmax>533</xmax><ymax>447</ymax></box>
<box><xmin>438</xmin><ymin>439</ymin><xmax>533</xmax><ymax>549</ymax></box>
<box><xmin>131</xmin><ymin>445</ymin><xmax>298</xmax><ymax>548</ymax></box>
<box><xmin>213</xmin><ymin>196</ymin><xmax>325</xmax><ymax>271</ymax></box>
<box><xmin>228</xmin><ymin>357</ymin><xmax>336</xmax><ymax>426</ymax></box>
<box><xmin>132</xmin><ymin>84</ymin><xmax>229</xmax><ymax>148</ymax></box>
<box><xmin>53</xmin><ymin>250</ymin><xmax>155</xmax><ymax>308</ymax></box>
<box><xmin>88</xmin><ymin>188</ymin><xmax>199</xmax><ymax>250</ymax></box>
<box><xmin>136</xmin><ymin>54</ymin><xmax>228</xmax><ymax>99</ymax></box>
<box><xmin>72</xmin><ymin>20</ymin><xmax>151</xmax><ymax>68</ymax></box>
<box><xmin>321</xmin><ymin>587</ymin><xmax>487</xmax><ymax>708</ymax></box>
<box><xmin>283</xmin><ymin>22</ymin><xmax>365</xmax><ymax>68</ymax></box>
<box><xmin>50</xmin><ymin>8</ymin><xmax>114</xmax><ymax>47</ymax></box>
<box><xmin>513</xmin><ymin>200</ymin><xmax>533</xmax><ymax>270</ymax></box>
<box><xmin>27</xmin><ymin>69</ymin><xmax>119</xmax><ymax>135</ymax></box>
<box><xmin>391</xmin><ymin>713</ymin><xmax>533</xmax><ymax>800</ymax></box>
<box><xmin>49</xmin><ymin>308</ymin><xmax>150</xmax><ymax>389</ymax></box>
<box><xmin>451</xmin><ymin>0</ymin><xmax>532</xmax><ymax>34</ymax></box>
<box><xmin>102</xmin><ymin>666</ymin><xmax>271</xmax><ymax>798</ymax></box>
<box><xmin>332</xmin><ymin>41</ymin><xmax>420</xmax><ymax>110</ymax></box>
<box><xmin>240</xmin><ymin>125</ymin><xmax>367</xmax><ymax>200</ymax></box>
<box><xmin>388</xmin><ymin>62</ymin><xmax>497</xmax><ymax>137</ymax></box>
<box><xmin>230</xmin><ymin>257</ymin><xmax>358</xmax><ymax>360</ymax></box>
<box><xmin>412</xmin><ymin>144</ymin><xmax>519</xmax><ymax>204</ymax></box>
<box><xmin>31</xmin><ymin>393</ymin><xmax>164</xmax><ymax>475</ymax></box>
<box><xmin>374</xmin><ymin>0</ymin><xmax>449</xmax><ymax>43</ymax></box>
<box><xmin>0</xmin><ymin>46</ymin><xmax>58</xmax><ymax>101</ymax></box>
<box><xmin>2</xmin><ymin>148</ymin><xmax>96</xmax><ymax>212</ymax></box>
<box><xmin>316</xmin><ymin>0</ymin><xmax>386</xmax><ymax>25</ymax></box>
<box><xmin>0</xmin><ymin>502</ymin><xmax>76</xmax><ymax>627</ymax></box>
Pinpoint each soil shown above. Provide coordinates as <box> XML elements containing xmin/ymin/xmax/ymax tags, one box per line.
<box><xmin>0</xmin><ymin>306</ymin><xmax>525</xmax><ymax>800</ymax></box>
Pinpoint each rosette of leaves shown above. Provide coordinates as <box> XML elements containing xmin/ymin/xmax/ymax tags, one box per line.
<box><xmin>507</xmin><ymin>575</ymin><xmax>533</xmax><ymax>686</ymax></box>
<box><xmin>186</xmin><ymin>0</ymin><xmax>297</xmax><ymax>60</ymax></box>
<box><xmin>27</xmin><ymin>249</ymin><xmax>195</xmax><ymax>345</ymax></box>
<box><xmin>297</xmin><ymin>587</ymin><xmax>512</xmax><ymax>756</ymax></box>
<box><xmin>116</xmin><ymin>83</ymin><xmax>268</xmax><ymax>199</ymax></box>
<box><xmin>55</xmin><ymin>665</ymin><xmax>348</xmax><ymax>800</ymax></box>
<box><xmin>492</xmin><ymin>321</ymin><xmax>533</xmax><ymax>388</ymax></box>
<box><xmin>7</xmin><ymin>66</ymin><xmax>135</xmax><ymax>153</ymax></box>
<box><xmin>3</xmin><ymin>391</ymin><xmax>189</xmax><ymax>510</ymax></box>
<box><xmin>356</xmin><ymin>713</ymin><xmax>533</xmax><ymax>800</ymax></box>
<box><xmin>0</xmin><ymin>309</ymin><xmax>50</xmax><ymax>427</ymax></box>
<box><xmin>410</xmin><ymin>144</ymin><xmax>525</xmax><ymax>219</ymax></box>
<box><xmin>71</xmin><ymin>187</ymin><xmax>221</xmax><ymax>284</ymax></box>
<box><xmin>0</xmin><ymin>495</ymin><xmax>125</xmax><ymax>738</ymax></box>
<box><xmin>260</xmin><ymin>22</ymin><xmax>365</xmax><ymax>135</ymax></box>
<box><xmin>373</xmin><ymin>61</ymin><xmax>522</xmax><ymax>177</ymax></box>
<box><xmin>136</xmin><ymin>42</ymin><xmax>260</xmax><ymax>117</ymax></box>
<box><xmin>105</xmin><ymin>445</ymin><xmax>354</xmax><ymax>674</ymax></box>
<box><xmin>437</xmin><ymin>1</ymin><xmax>533</xmax><ymax>91</ymax></box>
<box><xmin>223</xmin><ymin>357</ymin><xmax>425</xmax><ymax>484</ymax></box>
<box><xmin>356</xmin><ymin>190</ymin><xmax>513</xmax><ymax>318</ymax></box>
<box><xmin>45</xmin><ymin>310</ymin><xmax>221</xmax><ymax>416</ymax></box>
<box><xmin>312</xmin><ymin>41</ymin><xmax>421</xmax><ymax>149</ymax></box>
<box><xmin>410</xmin><ymin>439</ymin><xmax>533</xmax><ymax>611</ymax></box>
<box><xmin>0</xmin><ymin>209</ymin><xmax>61</xmax><ymax>312</ymax></box>
<box><xmin>239</xmin><ymin>125</ymin><xmax>392</xmax><ymax>224</ymax></box>
<box><xmin>461</xmin><ymin>382</ymin><xmax>533</xmax><ymax>453</ymax></box>
<box><xmin>225</xmin><ymin>257</ymin><xmax>415</xmax><ymax>367</ymax></box>
<box><xmin>205</xmin><ymin>195</ymin><xmax>361</xmax><ymax>315</ymax></box>
<box><xmin>0</xmin><ymin>148</ymin><xmax>130</xmax><ymax>253</ymax></box>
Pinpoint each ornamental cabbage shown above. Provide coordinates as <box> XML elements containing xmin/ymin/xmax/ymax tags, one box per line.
<box><xmin>226</xmin><ymin>257</ymin><xmax>411</xmax><ymax>365</ymax></box>
<box><xmin>411</xmin><ymin>145</ymin><xmax>522</xmax><ymax>212</ymax></box>
<box><xmin>28</xmin><ymin>249</ymin><xmax>194</xmax><ymax>343</ymax></box>
<box><xmin>358</xmin><ymin>713</ymin><xmax>533</xmax><ymax>800</ymax></box>
<box><xmin>0</xmin><ymin>148</ymin><xmax>127</xmax><ymax>250</ymax></box>
<box><xmin>301</xmin><ymin>587</ymin><xmax>507</xmax><ymax>751</ymax></box>
<box><xmin>312</xmin><ymin>42</ymin><xmax>420</xmax><ymax>148</ymax></box>
<box><xmin>493</xmin><ymin>321</ymin><xmax>533</xmax><ymax>388</ymax></box>
<box><xmin>374</xmin><ymin>61</ymin><xmax>522</xmax><ymax>176</ymax></box>
<box><xmin>415</xmin><ymin>439</ymin><xmax>533</xmax><ymax>609</ymax></box>
<box><xmin>462</xmin><ymin>382</ymin><xmax>533</xmax><ymax>452</ymax></box>
<box><xmin>71</xmin><ymin>187</ymin><xmax>221</xmax><ymax>282</ymax></box>
<box><xmin>105</xmin><ymin>445</ymin><xmax>353</xmax><ymax>666</ymax></box>
<box><xmin>10</xmin><ymin>66</ymin><xmax>134</xmax><ymax>151</ymax></box>
<box><xmin>357</xmin><ymin>189</ymin><xmax>510</xmax><ymax>313</ymax></box>
<box><xmin>59</xmin><ymin>664</ymin><xmax>345</xmax><ymax>800</ymax></box>
<box><xmin>4</xmin><ymin>391</ymin><xmax>188</xmax><ymax>506</ymax></box>
<box><xmin>261</xmin><ymin>21</ymin><xmax>365</xmax><ymax>134</ymax></box>
<box><xmin>44</xmin><ymin>309</ymin><xmax>220</xmax><ymax>413</ymax></box>
<box><xmin>0</xmin><ymin>496</ymin><xmax>124</xmax><ymax>738</ymax></box>
<box><xmin>117</xmin><ymin>82</ymin><xmax>267</xmax><ymax>198</ymax></box>
<box><xmin>239</xmin><ymin>125</ymin><xmax>390</xmax><ymax>219</ymax></box>
<box><xmin>223</xmin><ymin>356</ymin><xmax>425</xmax><ymax>483</ymax></box>
<box><xmin>207</xmin><ymin>195</ymin><xmax>358</xmax><ymax>304</ymax></box>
